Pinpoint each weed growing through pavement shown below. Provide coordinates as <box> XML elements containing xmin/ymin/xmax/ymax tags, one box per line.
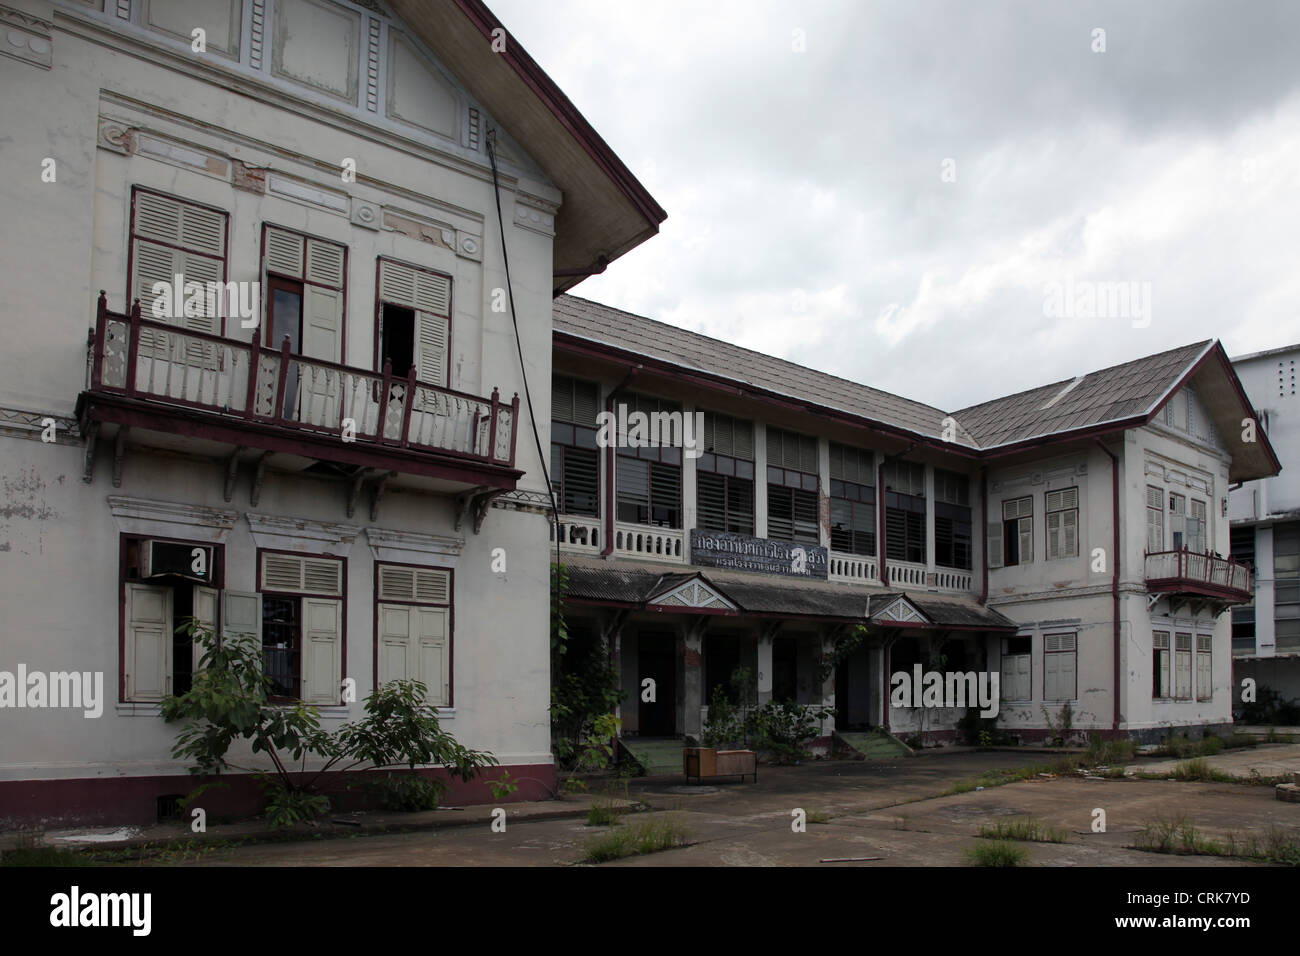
<box><xmin>978</xmin><ymin>818</ymin><xmax>1067</xmax><ymax>843</ymax></box>
<box><xmin>964</xmin><ymin>840</ymin><xmax>1027</xmax><ymax>866</ymax></box>
<box><xmin>582</xmin><ymin>815</ymin><xmax>690</xmax><ymax>863</ymax></box>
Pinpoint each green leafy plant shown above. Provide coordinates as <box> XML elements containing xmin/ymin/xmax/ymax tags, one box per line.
<box><xmin>550</xmin><ymin>564</ymin><xmax>626</xmax><ymax>771</ymax></box>
<box><xmin>583</xmin><ymin>815</ymin><xmax>690</xmax><ymax>862</ymax></box>
<box><xmin>978</xmin><ymin>818</ymin><xmax>1067</xmax><ymax>843</ymax></box>
<box><xmin>1040</xmin><ymin>702</ymin><xmax>1073</xmax><ymax>746</ymax></box>
<box><xmin>364</xmin><ymin>771</ymin><xmax>445</xmax><ymax>812</ymax></box>
<box><xmin>163</xmin><ymin>617</ymin><xmax>497</xmax><ymax>826</ymax></box>
<box><xmin>487</xmin><ymin>771</ymin><xmax>520</xmax><ymax>801</ymax></box>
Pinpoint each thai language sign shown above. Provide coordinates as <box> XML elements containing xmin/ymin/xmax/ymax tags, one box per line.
<box><xmin>690</xmin><ymin>530</ymin><xmax>828</xmax><ymax>579</ymax></box>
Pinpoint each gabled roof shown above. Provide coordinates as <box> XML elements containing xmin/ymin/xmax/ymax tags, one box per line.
<box><xmin>388</xmin><ymin>0</ymin><xmax>666</xmax><ymax>293</ymax></box>
<box><xmin>553</xmin><ymin>296</ymin><xmax>1281</xmax><ymax>481</ymax></box>
<box><xmin>952</xmin><ymin>340</ymin><xmax>1213</xmax><ymax>449</ymax></box>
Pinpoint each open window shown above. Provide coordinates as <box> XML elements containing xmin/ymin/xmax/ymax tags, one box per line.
<box><xmin>376</xmin><ymin>259</ymin><xmax>451</xmax><ymax>389</ymax></box>
<box><xmin>121</xmin><ymin>536</ymin><xmax>222</xmax><ymax>702</ymax></box>
<box><xmin>257</xmin><ymin>552</ymin><xmax>344</xmax><ymax>704</ymax></box>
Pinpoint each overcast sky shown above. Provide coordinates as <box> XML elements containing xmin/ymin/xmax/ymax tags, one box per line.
<box><xmin>489</xmin><ymin>0</ymin><xmax>1300</xmax><ymax>413</ymax></box>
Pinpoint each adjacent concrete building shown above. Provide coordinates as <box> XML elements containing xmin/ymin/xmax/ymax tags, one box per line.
<box><xmin>0</xmin><ymin>0</ymin><xmax>662</xmax><ymax>827</ymax></box>
<box><xmin>1228</xmin><ymin>343</ymin><xmax>1300</xmax><ymax>711</ymax></box>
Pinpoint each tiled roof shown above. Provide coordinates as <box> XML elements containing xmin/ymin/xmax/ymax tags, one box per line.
<box><xmin>553</xmin><ymin>295</ymin><xmax>968</xmax><ymax>445</ymax></box>
<box><xmin>553</xmin><ymin>294</ymin><xmax>1213</xmax><ymax>451</ymax></box>
<box><xmin>951</xmin><ymin>340</ymin><xmax>1213</xmax><ymax>449</ymax></box>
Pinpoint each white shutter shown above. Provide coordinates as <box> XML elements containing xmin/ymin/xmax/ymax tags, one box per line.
<box><xmin>1063</xmin><ymin>509</ymin><xmax>1077</xmax><ymax>557</ymax></box>
<box><xmin>1018</xmin><ymin>517</ymin><xmax>1033</xmax><ymax>564</ymax></box>
<box><xmin>415</xmin><ymin>607</ymin><xmax>449</xmax><ymax>705</ymax></box>
<box><xmin>132</xmin><ymin>240</ymin><xmax>183</xmax><ymax>326</ymax></box>
<box><xmin>414</xmin><ymin>311</ymin><xmax>449</xmax><ymax>386</ymax></box>
<box><xmin>1046</xmin><ymin>511</ymin><xmax>1061</xmax><ymax>559</ymax></box>
<box><xmin>378</xmin><ymin>604</ymin><xmax>413</xmax><ymax>685</ymax></box>
<box><xmin>265</xmin><ymin>228</ymin><xmax>304</xmax><ymax>278</ymax></box>
<box><xmin>987</xmin><ymin>517</ymin><xmax>1003</xmax><ymax>569</ymax></box>
<box><xmin>1196</xmin><ymin>635</ymin><xmax>1213</xmax><ymax>699</ymax></box>
<box><xmin>193</xmin><ymin>585</ymin><xmax>218</xmax><ymax>673</ymax></box>
<box><xmin>379</xmin><ymin>260</ymin><xmax>450</xmax><ymax>316</ymax></box>
<box><xmin>125</xmin><ymin>583</ymin><xmax>172</xmax><ymax>702</ymax></box>
<box><xmin>221</xmin><ymin>590</ymin><xmax>262</xmax><ymax>649</ymax></box>
<box><xmin>1000</xmin><ymin>651</ymin><xmax>1014</xmax><ymax>699</ymax></box>
<box><xmin>1175</xmin><ymin>633</ymin><xmax>1192</xmax><ymax>698</ymax></box>
<box><xmin>261</xmin><ymin>555</ymin><xmax>342</xmax><ymax>596</ymax></box>
<box><xmin>378</xmin><ymin>565</ymin><xmax>449</xmax><ymax>603</ymax></box>
<box><xmin>305</xmin><ymin>240</ymin><xmax>345</xmax><ymax>288</ymax></box>
<box><xmin>1015</xmin><ymin>653</ymin><xmax>1030</xmax><ymax>700</ymax></box>
<box><xmin>302</xmin><ymin>284</ymin><xmax>342</xmax><ymax>363</ymax></box>
<box><xmin>301</xmin><ymin>597</ymin><xmax>342</xmax><ymax>705</ymax></box>
<box><xmin>1044</xmin><ymin>634</ymin><xmax>1076</xmax><ymax>700</ymax></box>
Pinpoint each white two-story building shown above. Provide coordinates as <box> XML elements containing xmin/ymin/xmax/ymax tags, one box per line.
<box><xmin>551</xmin><ymin>298</ymin><xmax>1278</xmax><ymax>752</ymax></box>
<box><xmin>0</xmin><ymin>0</ymin><xmax>663</xmax><ymax>827</ymax></box>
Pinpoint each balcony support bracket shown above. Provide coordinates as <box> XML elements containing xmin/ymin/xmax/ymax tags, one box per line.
<box><xmin>81</xmin><ymin>421</ymin><xmax>99</xmax><ymax>484</ymax></box>
<box><xmin>223</xmin><ymin>447</ymin><xmax>244</xmax><ymax>503</ymax></box>
<box><xmin>455</xmin><ymin>485</ymin><xmax>505</xmax><ymax>535</ymax></box>
<box><xmin>370</xmin><ymin>471</ymin><xmax>398</xmax><ymax>523</ymax></box>
<box><xmin>112</xmin><ymin>427</ymin><xmax>129</xmax><ymax>488</ymax></box>
<box><xmin>250</xmin><ymin>452</ymin><xmax>270</xmax><ymax>507</ymax></box>
<box><xmin>1147</xmin><ymin>593</ymin><xmax>1161</xmax><ymax>612</ymax></box>
<box><xmin>346</xmin><ymin>469</ymin><xmax>370</xmax><ymax>520</ymax></box>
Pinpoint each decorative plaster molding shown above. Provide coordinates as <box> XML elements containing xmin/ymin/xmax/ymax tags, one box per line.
<box><xmin>351</xmin><ymin>197</ymin><xmax>380</xmax><ymax>230</ymax></box>
<box><xmin>245</xmin><ymin>512</ymin><xmax>360</xmax><ymax>557</ymax></box>
<box><xmin>136</xmin><ymin>132</ymin><xmax>230</xmax><ymax>178</ymax></box>
<box><xmin>107</xmin><ymin>496</ymin><xmax>240</xmax><ymax>543</ymax></box>
<box><xmin>365</xmin><ymin>526</ymin><xmax>464</xmax><ymax>564</ymax></box>
<box><xmin>365</xmin><ymin>15</ymin><xmax>381</xmax><ymax>112</ymax></box>
<box><xmin>513</xmin><ymin>200</ymin><xmax>556</xmax><ymax>238</ymax></box>
<box><xmin>0</xmin><ymin>5</ymin><xmax>53</xmax><ymax>70</ymax></box>
<box><xmin>874</xmin><ymin>596</ymin><xmax>926</xmax><ymax>624</ymax></box>
<box><xmin>97</xmin><ymin>116</ymin><xmax>136</xmax><ymax>155</ymax></box>
<box><xmin>267</xmin><ymin>173</ymin><xmax>349</xmax><ymax>214</ymax></box>
<box><xmin>249</xmin><ymin>0</ymin><xmax>266</xmax><ymax>70</ymax></box>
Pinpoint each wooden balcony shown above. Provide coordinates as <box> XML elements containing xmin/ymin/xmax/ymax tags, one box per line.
<box><xmin>77</xmin><ymin>294</ymin><xmax>522</xmax><ymax>491</ymax></box>
<box><xmin>1145</xmin><ymin>549</ymin><xmax>1252</xmax><ymax>604</ymax></box>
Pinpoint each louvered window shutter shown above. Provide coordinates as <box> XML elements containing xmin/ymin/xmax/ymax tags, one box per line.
<box><xmin>987</xmin><ymin>514</ymin><xmax>1004</xmax><ymax>569</ymax></box>
<box><xmin>132</xmin><ymin>192</ymin><xmax>226</xmax><ymax>334</ymax></box>
<box><xmin>415</xmin><ymin>607</ymin><xmax>449</xmax><ymax>705</ymax></box>
<box><xmin>734</xmin><ymin>418</ymin><xmax>754</xmax><ymax>461</ymax></box>
<box><xmin>301</xmin><ymin>597</ymin><xmax>342</xmax><ymax>705</ymax></box>
<box><xmin>552</xmin><ymin>376</ymin><xmax>573</xmax><ymax>423</ymax></box>
<box><xmin>221</xmin><ymin>591</ymin><xmax>263</xmax><ymax>648</ymax></box>
<box><xmin>379</xmin><ymin>604</ymin><xmax>412</xmax><ymax>685</ymax></box>
<box><xmin>265</xmin><ymin>229</ymin><xmax>304</xmax><ymax>278</ymax></box>
<box><xmin>192</xmin><ymin>585</ymin><xmax>218</xmax><ymax>674</ymax></box>
<box><xmin>415</xmin><ymin>311</ymin><xmax>449</xmax><ymax>386</ymax></box>
<box><xmin>125</xmin><ymin>583</ymin><xmax>172</xmax><ymax>702</ymax></box>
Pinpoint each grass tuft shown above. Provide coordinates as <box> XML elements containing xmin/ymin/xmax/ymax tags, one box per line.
<box><xmin>978</xmin><ymin>817</ymin><xmax>1067</xmax><ymax>843</ymax></box>
<box><xmin>583</xmin><ymin>815</ymin><xmax>690</xmax><ymax>863</ymax></box>
<box><xmin>964</xmin><ymin>840</ymin><xmax>1028</xmax><ymax>866</ymax></box>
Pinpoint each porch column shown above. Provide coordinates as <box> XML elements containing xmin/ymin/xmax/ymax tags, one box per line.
<box><xmin>757</xmin><ymin>629</ymin><xmax>774</xmax><ymax>705</ymax></box>
<box><xmin>818</xmin><ymin>630</ymin><xmax>836</xmax><ymax>737</ymax></box>
<box><xmin>925</xmin><ymin>462</ymin><xmax>936</xmax><ymax>580</ymax></box>
<box><xmin>870</xmin><ymin>643</ymin><xmax>886</xmax><ymax>726</ymax></box>
<box><xmin>682</xmin><ymin>400</ymin><xmax>698</xmax><ymax>531</ymax></box>
<box><xmin>683</xmin><ymin>620</ymin><xmax>706</xmax><ymax>738</ymax></box>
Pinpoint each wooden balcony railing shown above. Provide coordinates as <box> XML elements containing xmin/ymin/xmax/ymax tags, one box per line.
<box><xmin>1144</xmin><ymin>548</ymin><xmax>1253</xmax><ymax>601</ymax></box>
<box><xmin>85</xmin><ymin>294</ymin><xmax>517</xmax><ymax>468</ymax></box>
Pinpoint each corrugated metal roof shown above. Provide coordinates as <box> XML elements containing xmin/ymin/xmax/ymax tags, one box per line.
<box><xmin>553</xmin><ymin>294</ymin><xmax>1214</xmax><ymax>451</ymax></box>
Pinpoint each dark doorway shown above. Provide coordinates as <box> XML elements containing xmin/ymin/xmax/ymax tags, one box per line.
<box><xmin>704</xmin><ymin>634</ymin><xmax>740</xmax><ymax>704</ymax></box>
<box><xmin>772</xmin><ymin>636</ymin><xmax>797</xmax><ymax>702</ymax></box>
<box><xmin>638</xmin><ymin>634</ymin><xmax>676</xmax><ymax>736</ymax></box>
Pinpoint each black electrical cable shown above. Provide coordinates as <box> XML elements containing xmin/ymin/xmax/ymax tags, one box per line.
<box><xmin>485</xmin><ymin>131</ymin><xmax>561</xmax><ymax>573</ymax></box>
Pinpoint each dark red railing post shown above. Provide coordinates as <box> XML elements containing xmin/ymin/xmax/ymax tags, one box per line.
<box><xmin>487</xmin><ymin>387</ymin><xmax>500</xmax><ymax>462</ymax></box>
<box><xmin>399</xmin><ymin>366</ymin><xmax>416</xmax><ymax>448</ymax></box>
<box><xmin>91</xmin><ymin>291</ymin><xmax>107</xmax><ymax>389</ymax></box>
<box><xmin>375</xmin><ymin>358</ymin><xmax>392</xmax><ymax>442</ymax></box>
<box><xmin>124</xmin><ymin>298</ymin><xmax>142</xmax><ymax>394</ymax></box>
<box><xmin>272</xmin><ymin>335</ymin><xmax>291</xmax><ymax>424</ymax></box>
<box><xmin>245</xmin><ymin>333</ymin><xmax>261</xmax><ymax>418</ymax></box>
<box><xmin>509</xmin><ymin>393</ymin><xmax>520</xmax><ymax>466</ymax></box>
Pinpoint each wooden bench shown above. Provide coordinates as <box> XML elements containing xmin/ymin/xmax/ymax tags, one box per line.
<box><xmin>684</xmin><ymin>747</ymin><xmax>758</xmax><ymax>783</ymax></box>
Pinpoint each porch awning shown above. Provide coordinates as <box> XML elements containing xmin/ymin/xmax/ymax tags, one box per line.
<box><xmin>560</xmin><ymin>557</ymin><xmax>1016</xmax><ymax>630</ymax></box>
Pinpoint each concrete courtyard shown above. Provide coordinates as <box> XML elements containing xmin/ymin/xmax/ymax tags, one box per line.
<box><xmin>138</xmin><ymin>743</ymin><xmax>1300</xmax><ymax>867</ymax></box>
